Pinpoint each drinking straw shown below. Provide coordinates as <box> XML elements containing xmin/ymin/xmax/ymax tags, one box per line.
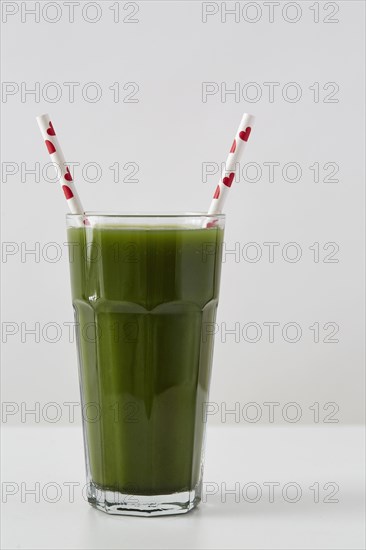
<box><xmin>36</xmin><ymin>114</ymin><xmax>84</xmax><ymax>214</ymax></box>
<box><xmin>208</xmin><ymin>113</ymin><xmax>255</xmax><ymax>215</ymax></box>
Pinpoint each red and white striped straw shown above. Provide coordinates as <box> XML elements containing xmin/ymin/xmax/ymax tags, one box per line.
<box><xmin>36</xmin><ymin>114</ymin><xmax>84</xmax><ymax>214</ymax></box>
<box><xmin>208</xmin><ymin>113</ymin><xmax>255</xmax><ymax>215</ymax></box>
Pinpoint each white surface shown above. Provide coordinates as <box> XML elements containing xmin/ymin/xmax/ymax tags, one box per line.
<box><xmin>1</xmin><ymin>425</ymin><xmax>365</xmax><ymax>549</ymax></box>
<box><xmin>1</xmin><ymin>0</ymin><xmax>365</xmax><ymax>424</ymax></box>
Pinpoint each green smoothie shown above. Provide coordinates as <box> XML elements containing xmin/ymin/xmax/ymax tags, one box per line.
<box><xmin>68</xmin><ymin>223</ymin><xmax>223</xmax><ymax>497</ymax></box>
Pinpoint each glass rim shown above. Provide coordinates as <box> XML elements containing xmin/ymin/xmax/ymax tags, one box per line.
<box><xmin>66</xmin><ymin>211</ymin><xmax>226</xmax><ymax>219</ymax></box>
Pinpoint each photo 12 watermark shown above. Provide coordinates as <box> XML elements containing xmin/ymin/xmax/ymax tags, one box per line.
<box><xmin>1</xmin><ymin>81</ymin><xmax>140</xmax><ymax>103</ymax></box>
<box><xmin>202</xmin><ymin>400</ymin><xmax>340</xmax><ymax>424</ymax></box>
<box><xmin>2</xmin><ymin>160</ymin><xmax>140</xmax><ymax>184</ymax></box>
<box><xmin>201</xmin><ymin>161</ymin><xmax>340</xmax><ymax>185</ymax></box>
<box><xmin>201</xmin><ymin>81</ymin><xmax>340</xmax><ymax>103</ymax></box>
<box><xmin>201</xmin><ymin>480</ymin><xmax>340</xmax><ymax>504</ymax></box>
<box><xmin>202</xmin><ymin>321</ymin><xmax>340</xmax><ymax>344</ymax></box>
<box><xmin>1</xmin><ymin>1</ymin><xmax>140</xmax><ymax>24</ymax></box>
<box><xmin>201</xmin><ymin>2</ymin><xmax>340</xmax><ymax>24</ymax></box>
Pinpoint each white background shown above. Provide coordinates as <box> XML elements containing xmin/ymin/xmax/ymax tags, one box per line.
<box><xmin>1</xmin><ymin>1</ymin><xmax>365</xmax><ymax>549</ymax></box>
<box><xmin>1</xmin><ymin>0</ymin><xmax>364</xmax><ymax>425</ymax></box>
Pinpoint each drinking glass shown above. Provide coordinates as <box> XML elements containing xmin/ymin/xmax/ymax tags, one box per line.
<box><xmin>66</xmin><ymin>213</ymin><xmax>225</xmax><ymax>516</ymax></box>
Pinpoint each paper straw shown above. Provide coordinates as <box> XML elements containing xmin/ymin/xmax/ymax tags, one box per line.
<box><xmin>36</xmin><ymin>114</ymin><xmax>84</xmax><ymax>214</ymax></box>
<box><xmin>208</xmin><ymin>113</ymin><xmax>255</xmax><ymax>216</ymax></box>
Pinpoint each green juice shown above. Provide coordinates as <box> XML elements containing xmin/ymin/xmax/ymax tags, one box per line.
<box><xmin>68</xmin><ymin>224</ymin><xmax>223</xmax><ymax>498</ymax></box>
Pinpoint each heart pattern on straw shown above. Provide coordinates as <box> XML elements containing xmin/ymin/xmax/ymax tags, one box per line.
<box><xmin>207</xmin><ymin>113</ymin><xmax>255</xmax><ymax>218</ymax></box>
<box><xmin>64</xmin><ymin>167</ymin><xmax>73</xmax><ymax>181</ymax></box>
<box><xmin>46</xmin><ymin>122</ymin><xmax>56</xmax><ymax>136</ymax></box>
<box><xmin>62</xmin><ymin>185</ymin><xmax>74</xmax><ymax>200</ymax></box>
<box><xmin>45</xmin><ymin>140</ymin><xmax>56</xmax><ymax>154</ymax></box>
<box><xmin>37</xmin><ymin>113</ymin><xmax>84</xmax><ymax>216</ymax></box>
<box><xmin>223</xmin><ymin>172</ymin><xmax>235</xmax><ymax>187</ymax></box>
<box><xmin>239</xmin><ymin>127</ymin><xmax>251</xmax><ymax>142</ymax></box>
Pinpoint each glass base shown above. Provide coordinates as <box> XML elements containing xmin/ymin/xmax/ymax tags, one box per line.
<box><xmin>87</xmin><ymin>481</ymin><xmax>202</xmax><ymax>517</ymax></box>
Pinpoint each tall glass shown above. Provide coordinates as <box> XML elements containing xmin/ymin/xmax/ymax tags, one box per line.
<box><xmin>66</xmin><ymin>213</ymin><xmax>225</xmax><ymax>516</ymax></box>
